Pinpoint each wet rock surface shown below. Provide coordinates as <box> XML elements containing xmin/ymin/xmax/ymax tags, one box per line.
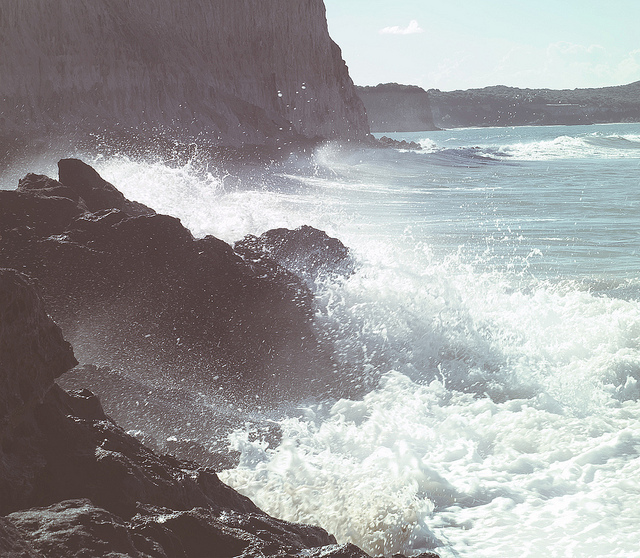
<box><xmin>235</xmin><ymin>225</ymin><xmax>355</xmax><ymax>286</ymax></box>
<box><xmin>0</xmin><ymin>168</ymin><xmax>440</xmax><ymax>558</ymax></box>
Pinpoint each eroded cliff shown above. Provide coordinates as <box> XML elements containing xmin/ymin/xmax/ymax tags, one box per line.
<box><xmin>0</xmin><ymin>0</ymin><xmax>369</xmax><ymax>146</ymax></box>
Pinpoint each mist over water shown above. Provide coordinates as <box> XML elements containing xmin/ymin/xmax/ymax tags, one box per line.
<box><xmin>10</xmin><ymin>124</ymin><xmax>640</xmax><ymax>556</ymax></box>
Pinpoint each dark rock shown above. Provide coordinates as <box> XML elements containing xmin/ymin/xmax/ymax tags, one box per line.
<box><xmin>0</xmin><ymin>269</ymin><xmax>77</xmax><ymax>440</ymax></box>
<box><xmin>57</xmin><ymin>158</ymin><xmax>154</xmax><ymax>217</ymax></box>
<box><xmin>58</xmin><ymin>364</ymin><xmax>248</xmax><ymax>469</ymax></box>
<box><xmin>0</xmin><ymin>271</ymin><xmax>349</xmax><ymax>557</ymax></box>
<box><xmin>0</xmin><ymin>161</ymin><xmax>333</xmax><ymax>403</ymax></box>
<box><xmin>2</xmin><ymin>499</ymin><xmax>345</xmax><ymax>558</ymax></box>
<box><xmin>6</xmin><ymin>500</ymin><xmax>153</xmax><ymax>558</ymax></box>
<box><xmin>0</xmin><ymin>516</ymin><xmax>40</xmax><ymax>557</ymax></box>
<box><xmin>235</xmin><ymin>225</ymin><xmax>355</xmax><ymax>285</ymax></box>
<box><xmin>377</xmin><ymin>136</ymin><xmax>422</xmax><ymax>151</ymax></box>
<box><xmin>17</xmin><ymin>173</ymin><xmax>81</xmax><ymax>203</ymax></box>
<box><xmin>0</xmin><ymin>183</ymin><xmax>84</xmax><ymax>238</ymax></box>
<box><xmin>130</xmin><ymin>506</ymin><xmax>337</xmax><ymax>558</ymax></box>
<box><xmin>306</xmin><ymin>543</ymin><xmax>370</xmax><ymax>557</ymax></box>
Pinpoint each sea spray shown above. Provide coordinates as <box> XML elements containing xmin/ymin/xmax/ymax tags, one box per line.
<box><xmin>45</xmin><ymin>122</ymin><xmax>640</xmax><ymax>557</ymax></box>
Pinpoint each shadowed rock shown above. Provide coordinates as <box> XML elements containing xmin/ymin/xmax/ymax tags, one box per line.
<box><xmin>0</xmin><ymin>268</ymin><xmax>349</xmax><ymax>557</ymax></box>
<box><xmin>0</xmin><ymin>269</ymin><xmax>77</xmax><ymax>440</ymax></box>
<box><xmin>0</xmin><ymin>160</ymin><xmax>333</xmax><ymax>402</ymax></box>
<box><xmin>236</xmin><ymin>224</ymin><xmax>355</xmax><ymax>285</ymax></box>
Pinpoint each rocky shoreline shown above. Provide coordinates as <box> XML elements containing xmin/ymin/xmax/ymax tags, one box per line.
<box><xmin>0</xmin><ymin>159</ymin><xmax>440</xmax><ymax>557</ymax></box>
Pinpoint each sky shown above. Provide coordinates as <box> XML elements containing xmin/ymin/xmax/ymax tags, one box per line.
<box><xmin>323</xmin><ymin>0</ymin><xmax>640</xmax><ymax>91</ymax></box>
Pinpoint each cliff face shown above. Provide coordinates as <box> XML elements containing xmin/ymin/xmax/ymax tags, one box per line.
<box><xmin>356</xmin><ymin>84</ymin><xmax>438</xmax><ymax>133</ymax></box>
<box><xmin>0</xmin><ymin>0</ymin><xmax>369</xmax><ymax>145</ymax></box>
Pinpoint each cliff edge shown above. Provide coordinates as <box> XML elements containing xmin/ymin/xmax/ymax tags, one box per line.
<box><xmin>0</xmin><ymin>0</ymin><xmax>369</xmax><ymax>147</ymax></box>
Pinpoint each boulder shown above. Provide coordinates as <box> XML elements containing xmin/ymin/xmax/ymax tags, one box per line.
<box><xmin>235</xmin><ymin>224</ymin><xmax>355</xmax><ymax>285</ymax></box>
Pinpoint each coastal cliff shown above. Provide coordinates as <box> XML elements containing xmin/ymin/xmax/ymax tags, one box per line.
<box><xmin>0</xmin><ymin>0</ymin><xmax>369</xmax><ymax>147</ymax></box>
<box><xmin>356</xmin><ymin>84</ymin><xmax>439</xmax><ymax>132</ymax></box>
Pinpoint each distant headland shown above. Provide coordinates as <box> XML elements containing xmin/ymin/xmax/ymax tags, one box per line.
<box><xmin>357</xmin><ymin>81</ymin><xmax>640</xmax><ymax>131</ymax></box>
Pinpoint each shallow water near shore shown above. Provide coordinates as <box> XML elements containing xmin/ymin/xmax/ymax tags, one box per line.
<box><xmin>11</xmin><ymin>123</ymin><xmax>640</xmax><ymax>557</ymax></box>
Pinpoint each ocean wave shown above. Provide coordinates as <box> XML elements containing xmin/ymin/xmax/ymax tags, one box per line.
<box><xmin>61</xmin><ymin>140</ymin><xmax>640</xmax><ymax>558</ymax></box>
<box><xmin>500</xmin><ymin>132</ymin><xmax>640</xmax><ymax>160</ymax></box>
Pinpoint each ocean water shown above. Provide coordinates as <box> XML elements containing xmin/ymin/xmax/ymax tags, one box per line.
<box><xmin>12</xmin><ymin>123</ymin><xmax>640</xmax><ymax>557</ymax></box>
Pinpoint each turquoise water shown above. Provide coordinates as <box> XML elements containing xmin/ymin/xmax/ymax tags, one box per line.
<box><xmin>375</xmin><ymin>125</ymin><xmax>640</xmax><ymax>284</ymax></box>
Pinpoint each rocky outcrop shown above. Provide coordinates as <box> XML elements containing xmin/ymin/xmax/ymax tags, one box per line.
<box><xmin>0</xmin><ymin>159</ymin><xmax>333</xmax><ymax>404</ymax></box>
<box><xmin>235</xmin><ymin>225</ymin><xmax>355</xmax><ymax>286</ymax></box>
<box><xmin>0</xmin><ymin>170</ymin><xmax>443</xmax><ymax>557</ymax></box>
<box><xmin>0</xmin><ymin>270</ymin><xmax>77</xmax><ymax>441</ymax></box>
<box><xmin>0</xmin><ymin>268</ymin><xmax>384</xmax><ymax>557</ymax></box>
<box><xmin>0</xmin><ymin>0</ymin><xmax>369</xmax><ymax>148</ymax></box>
<box><xmin>356</xmin><ymin>84</ymin><xmax>439</xmax><ymax>132</ymax></box>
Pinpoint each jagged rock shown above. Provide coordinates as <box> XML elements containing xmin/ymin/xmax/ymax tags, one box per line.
<box><xmin>235</xmin><ymin>225</ymin><xmax>354</xmax><ymax>285</ymax></box>
<box><xmin>0</xmin><ymin>269</ymin><xmax>348</xmax><ymax>557</ymax></box>
<box><xmin>57</xmin><ymin>158</ymin><xmax>155</xmax><ymax>217</ymax></box>
<box><xmin>59</xmin><ymin>364</ymin><xmax>281</xmax><ymax>471</ymax></box>
<box><xmin>0</xmin><ymin>269</ymin><xmax>77</xmax><ymax>441</ymax></box>
<box><xmin>0</xmin><ymin>176</ymin><xmax>83</xmax><ymax>237</ymax></box>
<box><xmin>305</xmin><ymin>543</ymin><xmax>370</xmax><ymax>557</ymax></box>
<box><xmin>0</xmin><ymin>161</ymin><xmax>333</xmax><ymax>402</ymax></box>
<box><xmin>6</xmin><ymin>500</ymin><xmax>156</xmax><ymax>558</ymax></box>
<box><xmin>0</xmin><ymin>516</ymin><xmax>40</xmax><ymax>557</ymax></box>
<box><xmin>377</xmin><ymin>136</ymin><xmax>422</xmax><ymax>151</ymax></box>
<box><xmin>3</xmin><ymin>499</ymin><xmax>344</xmax><ymax>558</ymax></box>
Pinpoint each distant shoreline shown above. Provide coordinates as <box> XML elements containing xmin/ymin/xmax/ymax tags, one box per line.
<box><xmin>357</xmin><ymin>81</ymin><xmax>640</xmax><ymax>131</ymax></box>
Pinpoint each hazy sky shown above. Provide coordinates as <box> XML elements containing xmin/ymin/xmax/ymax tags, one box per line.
<box><xmin>324</xmin><ymin>0</ymin><xmax>640</xmax><ymax>91</ymax></box>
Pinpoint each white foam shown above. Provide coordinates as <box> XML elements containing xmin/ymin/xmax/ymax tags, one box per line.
<box><xmin>75</xmin><ymin>133</ymin><xmax>640</xmax><ymax>557</ymax></box>
<box><xmin>221</xmin><ymin>371</ymin><xmax>640</xmax><ymax>557</ymax></box>
<box><xmin>500</xmin><ymin>133</ymin><xmax>640</xmax><ymax>161</ymax></box>
<box><xmin>219</xmin><ymin>230</ymin><xmax>640</xmax><ymax>556</ymax></box>
<box><xmin>91</xmin><ymin>155</ymin><xmax>340</xmax><ymax>242</ymax></box>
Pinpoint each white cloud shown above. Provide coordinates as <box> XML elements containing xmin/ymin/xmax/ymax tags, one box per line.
<box><xmin>379</xmin><ymin>20</ymin><xmax>423</xmax><ymax>35</ymax></box>
<box><xmin>547</xmin><ymin>41</ymin><xmax>605</xmax><ymax>57</ymax></box>
<box><xmin>612</xmin><ymin>49</ymin><xmax>640</xmax><ymax>84</ymax></box>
